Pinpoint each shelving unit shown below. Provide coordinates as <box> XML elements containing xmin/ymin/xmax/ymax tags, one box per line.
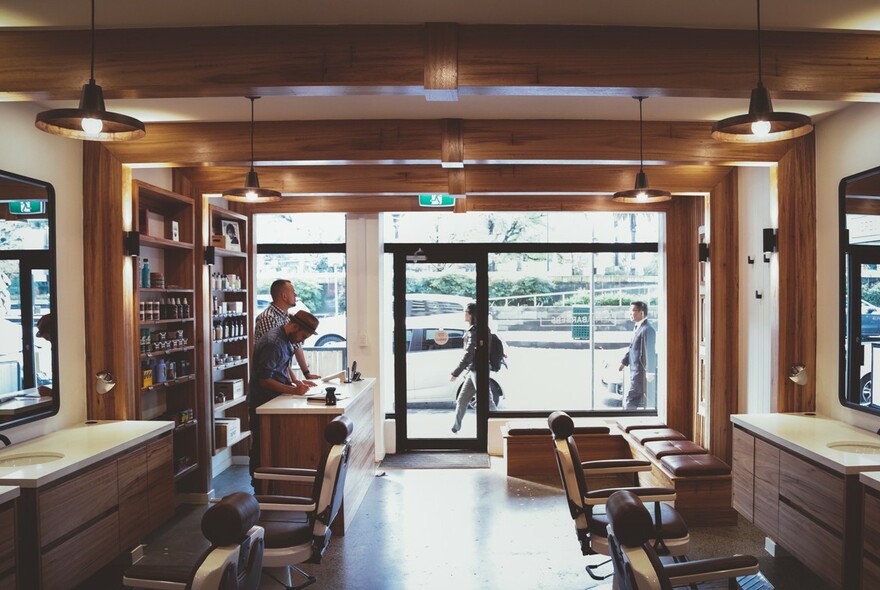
<box><xmin>207</xmin><ymin>206</ymin><xmax>251</xmax><ymax>472</ymax></box>
<box><xmin>132</xmin><ymin>180</ymin><xmax>201</xmax><ymax>485</ymax></box>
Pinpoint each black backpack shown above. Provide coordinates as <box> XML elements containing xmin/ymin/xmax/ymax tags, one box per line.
<box><xmin>488</xmin><ymin>332</ymin><xmax>507</xmax><ymax>372</ymax></box>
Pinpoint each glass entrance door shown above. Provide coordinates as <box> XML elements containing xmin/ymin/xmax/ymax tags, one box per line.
<box><xmin>393</xmin><ymin>249</ymin><xmax>489</xmax><ymax>451</ymax></box>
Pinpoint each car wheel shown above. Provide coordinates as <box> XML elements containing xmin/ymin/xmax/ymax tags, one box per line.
<box><xmin>315</xmin><ymin>334</ymin><xmax>345</xmax><ymax>347</ymax></box>
<box><xmin>860</xmin><ymin>375</ymin><xmax>873</xmax><ymax>404</ymax></box>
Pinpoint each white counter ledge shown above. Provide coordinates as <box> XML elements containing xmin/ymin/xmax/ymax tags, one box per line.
<box><xmin>256</xmin><ymin>378</ymin><xmax>375</xmax><ymax>415</ymax></box>
<box><xmin>731</xmin><ymin>413</ymin><xmax>880</xmax><ymax>474</ymax></box>
<box><xmin>0</xmin><ymin>420</ymin><xmax>173</xmax><ymax>488</ymax></box>
<box><xmin>861</xmin><ymin>471</ymin><xmax>880</xmax><ymax>492</ymax></box>
<box><xmin>0</xmin><ymin>485</ymin><xmax>18</xmax><ymax>504</ymax></box>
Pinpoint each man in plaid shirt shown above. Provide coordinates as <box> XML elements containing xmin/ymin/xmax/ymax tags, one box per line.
<box><xmin>255</xmin><ymin>279</ymin><xmax>321</xmax><ymax>387</ymax></box>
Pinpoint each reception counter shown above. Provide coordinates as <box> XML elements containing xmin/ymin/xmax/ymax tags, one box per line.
<box><xmin>256</xmin><ymin>378</ymin><xmax>375</xmax><ymax>533</ymax></box>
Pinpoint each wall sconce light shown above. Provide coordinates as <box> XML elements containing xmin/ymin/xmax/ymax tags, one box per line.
<box><xmin>698</xmin><ymin>243</ymin><xmax>710</xmax><ymax>263</ymax></box>
<box><xmin>123</xmin><ymin>231</ymin><xmax>140</xmax><ymax>257</ymax></box>
<box><xmin>204</xmin><ymin>245</ymin><xmax>216</xmax><ymax>266</ymax></box>
<box><xmin>95</xmin><ymin>371</ymin><xmax>117</xmax><ymax>394</ymax></box>
<box><xmin>762</xmin><ymin>227</ymin><xmax>777</xmax><ymax>262</ymax></box>
<box><xmin>788</xmin><ymin>364</ymin><xmax>808</xmax><ymax>386</ymax></box>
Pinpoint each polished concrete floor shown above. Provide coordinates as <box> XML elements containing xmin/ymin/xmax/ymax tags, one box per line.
<box><xmin>93</xmin><ymin>457</ymin><xmax>832</xmax><ymax>589</ymax></box>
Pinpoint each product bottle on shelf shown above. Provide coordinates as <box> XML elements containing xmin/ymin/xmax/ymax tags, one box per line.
<box><xmin>183</xmin><ymin>297</ymin><xmax>191</xmax><ymax>318</ymax></box>
<box><xmin>141</xmin><ymin>258</ymin><xmax>150</xmax><ymax>288</ymax></box>
<box><xmin>155</xmin><ymin>358</ymin><xmax>167</xmax><ymax>383</ymax></box>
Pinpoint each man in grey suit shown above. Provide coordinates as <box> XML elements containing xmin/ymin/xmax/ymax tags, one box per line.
<box><xmin>618</xmin><ymin>301</ymin><xmax>657</xmax><ymax>409</ymax></box>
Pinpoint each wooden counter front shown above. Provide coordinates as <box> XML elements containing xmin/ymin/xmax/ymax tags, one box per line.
<box><xmin>256</xmin><ymin>378</ymin><xmax>375</xmax><ymax>534</ymax></box>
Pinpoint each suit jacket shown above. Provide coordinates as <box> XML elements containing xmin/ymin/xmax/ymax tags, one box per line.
<box><xmin>621</xmin><ymin>319</ymin><xmax>656</xmax><ymax>394</ymax></box>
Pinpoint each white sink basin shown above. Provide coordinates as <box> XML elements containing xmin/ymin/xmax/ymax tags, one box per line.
<box><xmin>827</xmin><ymin>441</ymin><xmax>880</xmax><ymax>454</ymax></box>
<box><xmin>0</xmin><ymin>452</ymin><xmax>64</xmax><ymax>467</ymax></box>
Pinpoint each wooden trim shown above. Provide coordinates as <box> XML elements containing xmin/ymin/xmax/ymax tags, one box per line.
<box><xmin>2</xmin><ymin>25</ymin><xmax>877</xmax><ymax>101</ymax></box>
<box><xmin>777</xmin><ymin>135</ymin><xmax>817</xmax><ymax>413</ymax></box>
<box><xmin>708</xmin><ymin>170</ymin><xmax>738</xmax><ymax>464</ymax></box>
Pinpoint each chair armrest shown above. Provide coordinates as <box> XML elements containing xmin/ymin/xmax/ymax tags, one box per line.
<box><xmin>255</xmin><ymin>494</ymin><xmax>317</xmax><ymax>513</ymax></box>
<box><xmin>664</xmin><ymin>555</ymin><xmax>759</xmax><ymax>586</ymax></box>
<box><xmin>581</xmin><ymin>459</ymin><xmax>652</xmax><ymax>475</ymax></box>
<box><xmin>583</xmin><ymin>486</ymin><xmax>676</xmax><ymax>506</ymax></box>
<box><xmin>254</xmin><ymin>467</ymin><xmax>317</xmax><ymax>484</ymax></box>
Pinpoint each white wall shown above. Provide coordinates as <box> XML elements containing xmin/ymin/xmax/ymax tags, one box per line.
<box><xmin>0</xmin><ymin>102</ymin><xmax>86</xmax><ymax>442</ymax></box>
<box><xmin>738</xmin><ymin>167</ymin><xmax>775</xmax><ymax>414</ymax></box>
<box><xmin>816</xmin><ymin>103</ymin><xmax>880</xmax><ymax>430</ymax></box>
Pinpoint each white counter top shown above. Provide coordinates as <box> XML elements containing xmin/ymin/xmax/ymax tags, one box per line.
<box><xmin>256</xmin><ymin>378</ymin><xmax>374</xmax><ymax>415</ymax></box>
<box><xmin>0</xmin><ymin>485</ymin><xmax>18</xmax><ymax>504</ymax></box>
<box><xmin>0</xmin><ymin>420</ymin><xmax>173</xmax><ymax>488</ymax></box>
<box><xmin>860</xmin><ymin>471</ymin><xmax>880</xmax><ymax>492</ymax></box>
<box><xmin>731</xmin><ymin>413</ymin><xmax>880</xmax><ymax>474</ymax></box>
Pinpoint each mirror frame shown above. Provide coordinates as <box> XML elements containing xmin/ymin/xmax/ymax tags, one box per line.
<box><xmin>838</xmin><ymin>164</ymin><xmax>880</xmax><ymax>416</ymax></box>
<box><xmin>0</xmin><ymin>169</ymin><xmax>59</xmax><ymax>431</ymax></box>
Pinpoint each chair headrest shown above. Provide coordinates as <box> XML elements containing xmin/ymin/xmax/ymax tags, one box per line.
<box><xmin>201</xmin><ymin>492</ymin><xmax>260</xmax><ymax>546</ymax></box>
<box><xmin>606</xmin><ymin>490</ymin><xmax>653</xmax><ymax>548</ymax></box>
<box><xmin>548</xmin><ymin>410</ymin><xmax>574</xmax><ymax>439</ymax></box>
<box><xmin>325</xmin><ymin>415</ymin><xmax>353</xmax><ymax>444</ymax></box>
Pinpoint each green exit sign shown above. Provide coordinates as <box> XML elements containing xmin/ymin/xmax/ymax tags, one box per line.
<box><xmin>418</xmin><ymin>194</ymin><xmax>455</xmax><ymax>208</ymax></box>
<box><xmin>9</xmin><ymin>201</ymin><xmax>45</xmax><ymax>215</ymax></box>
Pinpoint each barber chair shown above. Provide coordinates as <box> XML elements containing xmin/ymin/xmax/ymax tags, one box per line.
<box><xmin>548</xmin><ymin>411</ymin><xmax>689</xmax><ymax>581</ymax></box>
<box><xmin>123</xmin><ymin>492</ymin><xmax>264</xmax><ymax>590</ymax></box>
<box><xmin>252</xmin><ymin>415</ymin><xmax>353</xmax><ymax>590</ymax></box>
<box><xmin>606</xmin><ymin>490</ymin><xmax>759</xmax><ymax>589</ymax></box>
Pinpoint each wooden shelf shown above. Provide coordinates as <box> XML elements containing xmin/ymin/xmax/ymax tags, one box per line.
<box><xmin>212</xmin><ymin>335</ymin><xmax>247</xmax><ymax>344</ymax></box>
<box><xmin>140</xmin><ymin>234</ymin><xmax>194</xmax><ymax>251</ymax></box>
<box><xmin>173</xmin><ymin>419</ymin><xmax>198</xmax><ymax>433</ymax></box>
<box><xmin>214</xmin><ymin>396</ymin><xmax>247</xmax><ymax>413</ymax></box>
<box><xmin>173</xmin><ymin>463</ymin><xmax>198</xmax><ymax>481</ymax></box>
<box><xmin>141</xmin><ymin>373</ymin><xmax>196</xmax><ymax>392</ymax></box>
<box><xmin>214</xmin><ymin>430</ymin><xmax>252</xmax><ymax>455</ymax></box>
<box><xmin>141</xmin><ymin>317</ymin><xmax>195</xmax><ymax>325</ymax></box>
<box><xmin>141</xmin><ymin>287</ymin><xmax>194</xmax><ymax>294</ymax></box>
<box><xmin>212</xmin><ymin>312</ymin><xmax>248</xmax><ymax>319</ymax></box>
<box><xmin>213</xmin><ymin>288</ymin><xmax>248</xmax><ymax>293</ymax></box>
<box><xmin>140</xmin><ymin>345</ymin><xmax>194</xmax><ymax>359</ymax></box>
<box><xmin>212</xmin><ymin>248</ymin><xmax>246</xmax><ymax>258</ymax></box>
<box><xmin>212</xmin><ymin>359</ymin><xmax>248</xmax><ymax>371</ymax></box>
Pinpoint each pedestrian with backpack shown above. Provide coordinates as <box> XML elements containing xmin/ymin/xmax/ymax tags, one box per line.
<box><xmin>450</xmin><ymin>302</ymin><xmax>497</xmax><ymax>433</ymax></box>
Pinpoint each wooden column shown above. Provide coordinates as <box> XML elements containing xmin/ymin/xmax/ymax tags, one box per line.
<box><xmin>665</xmin><ymin>197</ymin><xmax>701</xmax><ymax>437</ymax></box>
<box><xmin>708</xmin><ymin>171</ymin><xmax>739</xmax><ymax>463</ymax></box>
<box><xmin>425</xmin><ymin>24</ymin><xmax>459</xmax><ymax>101</ymax></box>
<box><xmin>83</xmin><ymin>144</ymin><xmax>134</xmax><ymax>420</ymax></box>
<box><xmin>777</xmin><ymin>134</ymin><xmax>817</xmax><ymax>413</ymax></box>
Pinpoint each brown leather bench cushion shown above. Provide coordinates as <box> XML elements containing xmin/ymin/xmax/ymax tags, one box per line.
<box><xmin>661</xmin><ymin>454</ymin><xmax>731</xmax><ymax>476</ymax></box>
<box><xmin>629</xmin><ymin>428</ymin><xmax>687</xmax><ymax>444</ymax></box>
<box><xmin>508</xmin><ymin>425</ymin><xmax>610</xmax><ymax>436</ymax></box>
<box><xmin>643</xmin><ymin>439</ymin><xmax>708</xmax><ymax>459</ymax></box>
<box><xmin>615</xmin><ymin>421</ymin><xmax>668</xmax><ymax>433</ymax></box>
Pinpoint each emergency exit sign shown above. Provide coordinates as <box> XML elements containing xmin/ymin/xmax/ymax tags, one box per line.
<box><xmin>418</xmin><ymin>194</ymin><xmax>454</xmax><ymax>207</ymax></box>
<box><xmin>9</xmin><ymin>201</ymin><xmax>45</xmax><ymax>215</ymax></box>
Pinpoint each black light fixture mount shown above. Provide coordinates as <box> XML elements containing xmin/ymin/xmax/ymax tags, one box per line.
<box><xmin>123</xmin><ymin>230</ymin><xmax>140</xmax><ymax>257</ymax></box>
<box><xmin>222</xmin><ymin>97</ymin><xmax>282</xmax><ymax>204</ymax></box>
<box><xmin>712</xmin><ymin>0</ymin><xmax>812</xmax><ymax>143</ymax></box>
<box><xmin>763</xmin><ymin>227</ymin><xmax>778</xmax><ymax>262</ymax></box>
<box><xmin>612</xmin><ymin>97</ymin><xmax>672</xmax><ymax>204</ymax></box>
<box><xmin>35</xmin><ymin>0</ymin><xmax>145</xmax><ymax>141</ymax></box>
<box><xmin>204</xmin><ymin>246</ymin><xmax>216</xmax><ymax>266</ymax></box>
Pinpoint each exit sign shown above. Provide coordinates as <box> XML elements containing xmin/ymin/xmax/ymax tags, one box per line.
<box><xmin>9</xmin><ymin>201</ymin><xmax>45</xmax><ymax>215</ymax></box>
<box><xmin>418</xmin><ymin>194</ymin><xmax>455</xmax><ymax>208</ymax></box>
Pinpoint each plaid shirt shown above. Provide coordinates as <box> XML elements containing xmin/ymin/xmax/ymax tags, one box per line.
<box><xmin>254</xmin><ymin>303</ymin><xmax>289</xmax><ymax>341</ymax></box>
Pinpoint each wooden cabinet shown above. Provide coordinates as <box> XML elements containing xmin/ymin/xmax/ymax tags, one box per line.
<box><xmin>133</xmin><ymin>180</ymin><xmax>201</xmax><ymax>484</ymax></box>
<box><xmin>731</xmin><ymin>427</ymin><xmax>754</xmax><ymax>521</ymax></box>
<box><xmin>863</xmin><ymin>488</ymin><xmax>880</xmax><ymax>590</ymax></box>
<box><xmin>753</xmin><ymin>438</ymin><xmax>779</xmax><ymax>537</ymax></box>
<box><xmin>0</xmin><ymin>498</ymin><xmax>16</xmax><ymax>590</ymax></box>
<box><xmin>17</xmin><ymin>433</ymin><xmax>173</xmax><ymax>590</ymax></box>
<box><xmin>206</xmin><ymin>207</ymin><xmax>251</xmax><ymax>472</ymax></box>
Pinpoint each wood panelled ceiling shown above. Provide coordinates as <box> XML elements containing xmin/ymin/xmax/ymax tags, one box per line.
<box><xmin>6</xmin><ymin>22</ymin><xmax>858</xmax><ymax>205</ymax></box>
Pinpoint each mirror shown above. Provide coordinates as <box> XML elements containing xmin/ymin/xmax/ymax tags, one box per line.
<box><xmin>840</xmin><ymin>165</ymin><xmax>880</xmax><ymax>415</ymax></box>
<box><xmin>0</xmin><ymin>169</ymin><xmax>58</xmax><ymax>430</ymax></box>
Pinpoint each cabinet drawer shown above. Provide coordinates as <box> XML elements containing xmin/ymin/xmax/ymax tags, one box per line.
<box><xmin>778</xmin><ymin>501</ymin><xmax>843</xmax><ymax>589</ymax></box>
<box><xmin>779</xmin><ymin>450</ymin><xmax>844</xmax><ymax>535</ymax></box>
<box><xmin>118</xmin><ymin>446</ymin><xmax>150</xmax><ymax>550</ymax></box>
<box><xmin>753</xmin><ymin>439</ymin><xmax>779</xmax><ymax>536</ymax></box>
<box><xmin>39</xmin><ymin>460</ymin><xmax>118</xmax><ymax>548</ymax></box>
<box><xmin>41</xmin><ymin>511</ymin><xmax>119</xmax><ymax>590</ymax></box>
<box><xmin>0</xmin><ymin>505</ymin><xmax>14</xmax><ymax>578</ymax></box>
<box><xmin>865</xmin><ymin>491</ymin><xmax>880</xmax><ymax>563</ymax></box>
<box><xmin>0</xmin><ymin>572</ymin><xmax>14</xmax><ymax>590</ymax></box>
<box><xmin>147</xmin><ymin>435</ymin><xmax>174</xmax><ymax>529</ymax></box>
<box><xmin>731</xmin><ymin>428</ymin><xmax>754</xmax><ymax>521</ymax></box>
<box><xmin>864</xmin><ymin>554</ymin><xmax>880</xmax><ymax>590</ymax></box>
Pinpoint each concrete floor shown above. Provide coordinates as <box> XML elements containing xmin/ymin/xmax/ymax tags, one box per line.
<box><xmin>94</xmin><ymin>458</ymin><xmax>832</xmax><ymax>590</ymax></box>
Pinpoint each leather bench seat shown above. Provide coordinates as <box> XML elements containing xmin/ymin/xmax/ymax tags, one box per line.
<box><xmin>661</xmin><ymin>454</ymin><xmax>731</xmax><ymax>477</ymax></box>
<box><xmin>629</xmin><ymin>428</ymin><xmax>688</xmax><ymax>445</ymax></box>
<box><xmin>643</xmin><ymin>440</ymin><xmax>708</xmax><ymax>460</ymax></box>
<box><xmin>506</xmin><ymin>425</ymin><xmax>610</xmax><ymax>436</ymax></box>
<box><xmin>615</xmin><ymin>420</ymin><xmax>668</xmax><ymax>433</ymax></box>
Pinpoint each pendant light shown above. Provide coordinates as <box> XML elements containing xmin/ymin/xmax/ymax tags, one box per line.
<box><xmin>712</xmin><ymin>0</ymin><xmax>812</xmax><ymax>143</ymax></box>
<box><xmin>222</xmin><ymin>97</ymin><xmax>282</xmax><ymax>204</ymax></box>
<box><xmin>612</xmin><ymin>97</ymin><xmax>671</xmax><ymax>204</ymax></box>
<box><xmin>35</xmin><ymin>0</ymin><xmax>145</xmax><ymax>141</ymax></box>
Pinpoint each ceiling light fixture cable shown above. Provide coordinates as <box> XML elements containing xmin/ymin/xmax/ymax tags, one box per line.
<box><xmin>711</xmin><ymin>0</ymin><xmax>813</xmax><ymax>143</ymax></box>
<box><xmin>612</xmin><ymin>96</ymin><xmax>671</xmax><ymax>204</ymax></box>
<box><xmin>35</xmin><ymin>0</ymin><xmax>145</xmax><ymax>141</ymax></box>
<box><xmin>222</xmin><ymin>96</ymin><xmax>282</xmax><ymax>204</ymax></box>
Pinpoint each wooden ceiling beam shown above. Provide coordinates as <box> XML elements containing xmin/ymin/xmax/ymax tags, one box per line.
<box><xmin>103</xmin><ymin>119</ymin><xmax>784</xmax><ymax>166</ymax></box>
<box><xmin>183</xmin><ymin>164</ymin><xmax>727</xmax><ymax>195</ymax></box>
<box><xmin>0</xmin><ymin>24</ymin><xmax>878</xmax><ymax>101</ymax></box>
